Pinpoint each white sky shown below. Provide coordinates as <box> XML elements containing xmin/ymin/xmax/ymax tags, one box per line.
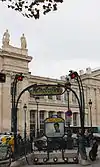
<box><xmin>0</xmin><ymin>0</ymin><xmax>100</xmax><ymax>79</ymax></box>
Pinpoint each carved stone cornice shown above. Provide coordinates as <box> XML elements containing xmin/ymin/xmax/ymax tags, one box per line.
<box><xmin>0</xmin><ymin>47</ymin><xmax>32</xmax><ymax>63</ymax></box>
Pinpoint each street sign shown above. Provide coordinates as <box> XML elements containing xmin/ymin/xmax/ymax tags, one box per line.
<box><xmin>45</xmin><ymin>117</ymin><xmax>64</xmax><ymax>123</ymax></box>
<box><xmin>66</xmin><ymin>110</ymin><xmax>72</xmax><ymax>117</ymax></box>
<box><xmin>28</xmin><ymin>84</ymin><xmax>63</xmax><ymax>96</ymax></box>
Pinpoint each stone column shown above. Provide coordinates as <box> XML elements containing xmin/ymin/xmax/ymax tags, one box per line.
<box><xmin>2</xmin><ymin>73</ymin><xmax>11</xmax><ymax>132</ymax></box>
<box><xmin>84</xmin><ymin>88</ymin><xmax>88</xmax><ymax>106</ymax></box>
<box><xmin>0</xmin><ymin>83</ymin><xmax>3</xmax><ymax>132</ymax></box>
<box><xmin>69</xmin><ymin>91</ymin><xmax>72</xmax><ymax>104</ymax></box>
<box><xmin>96</xmin><ymin>88</ymin><xmax>100</xmax><ymax>126</ymax></box>
<box><xmin>20</xmin><ymin>76</ymin><xmax>30</xmax><ymax>136</ymax></box>
<box><xmin>38</xmin><ymin>108</ymin><xmax>40</xmax><ymax>132</ymax></box>
<box><xmin>90</xmin><ymin>88</ymin><xmax>96</xmax><ymax>126</ymax></box>
<box><xmin>86</xmin><ymin>87</ymin><xmax>90</xmax><ymax>126</ymax></box>
<box><xmin>33</xmin><ymin>110</ymin><xmax>37</xmax><ymax>138</ymax></box>
<box><xmin>44</xmin><ymin>110</ymin><xmax>48</xmax><ymax>119</ymax></box>
<box><xmin>77</xmin><ymin>113</ymin><xmax>80</xmax><ymax>126</ymax></box>
<box><xmin>84</xmin><ymin>113</ymin><xmax>88</xmax><ymax>126</ymax></box>
<box><xmin>44</xmin><ymin>95</ymin><xmax>48</xmax><ymax>102</ymax></box>
<box><xmin>53</xmin><ymin>96</ymin><xmax>56</xmax><ymax>101</ymax></box>
<box><xmin>17</xmin><ymin>108</ymin><xmax>21</xmax><ymax>133</ymax></box>
<box><xmin>70</xmin><ymin>114</ymin><xmax>73</xmax><ymax>126</ymax></box>
<box><xmin>61</xmin><ymin>88</ymin><xmax>65</xmax><ymax>103</ymax></box>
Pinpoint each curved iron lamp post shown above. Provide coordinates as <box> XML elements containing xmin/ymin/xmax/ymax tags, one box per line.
<box><xmin>88</xmin><ymin>99</ymin><xmax>92</xmax><ymax>128</ymax></box>
<box><xmin>66</xmin><ymin>77</ymin><xmax>71</xmax><ymax>128</ymax></box>
<box><xmin>69</xmin><ymin>71</ymin><xmax>87</xmax><ymax>160</ymax></box>
<box><xmin>23</xmin><ymin>103</ymin><xmax>27</xmax><ymax>142</ymax></box>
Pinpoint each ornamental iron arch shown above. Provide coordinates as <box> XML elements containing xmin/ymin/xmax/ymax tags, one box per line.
<box><xmin>13</xmin><ymin>83</ymin><xmax>81</xmax><ymax>156</ymax></box>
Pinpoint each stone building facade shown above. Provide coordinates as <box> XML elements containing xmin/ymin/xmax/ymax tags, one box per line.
<box><xmin>0</xmin><ymin>30</ymin><xmax>100</xmax><ymax>136</ymax></box>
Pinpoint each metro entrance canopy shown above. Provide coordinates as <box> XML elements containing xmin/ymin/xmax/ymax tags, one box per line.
<box><xmin>28</xmin><ymin>84</ymin><xmax>63</xmax><ymax>96</ymax></box>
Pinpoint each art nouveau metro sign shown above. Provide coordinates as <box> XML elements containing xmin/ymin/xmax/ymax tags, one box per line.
<box><xmin>28</xmin><ymin>84</ymin><xmax>63</xmax><ymax>96</ymax></box>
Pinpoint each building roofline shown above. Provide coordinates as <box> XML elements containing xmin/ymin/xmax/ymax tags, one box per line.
<box><xmin>29</xmin><ymin>73</ymin><xmax>63</xmax><ymax>83</ymax></box>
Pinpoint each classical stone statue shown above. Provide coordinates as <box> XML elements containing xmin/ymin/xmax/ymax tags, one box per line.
<box><xmin>20</xmin><ymin>33</ymin><xmax>27</xmax><ymax>49</ymax></box>
<box><xmin>2</xmin><ymin>29</ymin><xmax>10</xmax><ymax>46</ymax></box>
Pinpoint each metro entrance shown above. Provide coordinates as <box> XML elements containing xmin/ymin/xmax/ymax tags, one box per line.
<box><xmin>11</xmin><ymin>71</ymin><xmax>87</xmax><ymax>163</ymax></box>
